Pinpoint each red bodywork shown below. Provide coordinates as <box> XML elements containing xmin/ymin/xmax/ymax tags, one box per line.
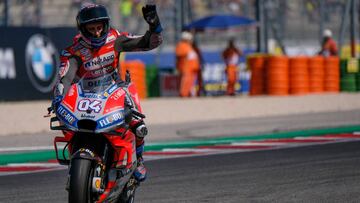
<box><xmin>53</xmin><ymin>82</ymin><xmax>141</xmax><ymax>202</ymax></box>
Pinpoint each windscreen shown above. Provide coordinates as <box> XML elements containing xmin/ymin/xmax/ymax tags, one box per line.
<box><xmin>78</xmin><ymin>69</ymin><xmax>121</xmax><ymax>94</ymax></box>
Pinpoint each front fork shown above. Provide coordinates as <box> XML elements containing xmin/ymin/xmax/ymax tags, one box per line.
<box><xmin>93</xmin><ymin>143</ymin><xmax>110</xmax><ymax>193</ymax></box>
<box><xmin>91</xmin><ymin>164</ymin><xmax>106</xmax><ymax>193</ymax></box>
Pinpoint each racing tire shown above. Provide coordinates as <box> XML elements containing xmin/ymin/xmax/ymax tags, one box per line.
<box><xmin>68</xmin><ymin>158</ymin><xmax>93</xmax><ymax>203</ymax></box>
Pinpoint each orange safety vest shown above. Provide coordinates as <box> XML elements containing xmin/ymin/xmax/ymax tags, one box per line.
<box><xmin>175</xmin><ymin>41</ymin><xmax>200</xmax><ymax>73</ymax></box>
<box><xmin>222</xmin><ymin>47</ymin><xmax>241</xmax><ymax>95</ymax></box>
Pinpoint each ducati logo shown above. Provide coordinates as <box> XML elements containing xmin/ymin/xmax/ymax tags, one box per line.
<box><xmin>25</xmin><ymin>34</ymin><xmax>59</xmax><ymax>93</ymax></box>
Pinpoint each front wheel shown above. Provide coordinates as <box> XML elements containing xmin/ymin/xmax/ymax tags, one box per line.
<box><xmin>68</xmin><ymin>158</ymin><xmax>93</xmax><ymax>203</ymax></box>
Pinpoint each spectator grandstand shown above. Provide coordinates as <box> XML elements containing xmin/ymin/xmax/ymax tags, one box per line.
<box><xmin>0</xmin><ymin>0</ymin><xmax>350</xmax><ymax>52</ymax></box>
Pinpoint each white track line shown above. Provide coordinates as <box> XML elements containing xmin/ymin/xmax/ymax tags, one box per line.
<box><xmin>0</xmin><ymin>146</ymin><xmax>53</xmax><ymax>152</ymax></box>
<box><xmin>7</xmin><ymin>163</ymin><xmax>62</xmax><ymax>167</ymax></box>
<box><xmin>231</xmin><ymin>142</ymin><xmax>288</xmax><ymax>146</ymax></box>
<box><xmin>294</xmin><ymin>136</ymin><xmax>340</xmax><ymax>140</ymax></box>
<box><xmin>161</xmin><ymin>148</ymin><xmax>221</xmax><ymax>153</ymax></box>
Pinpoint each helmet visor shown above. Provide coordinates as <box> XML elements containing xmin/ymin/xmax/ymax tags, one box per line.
<box><xmin>78</xmin><ymin>5</ymin><xmax>109</xmax><ymax>24</ymax></box>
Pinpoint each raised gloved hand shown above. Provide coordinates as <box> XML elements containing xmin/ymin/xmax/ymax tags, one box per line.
<box><xmin>51</xmin><ymin>95</ymin><xmax>63</xmax><ymax>112</ymax></box>
<box><xmin>142</xmin><ymin>4</ymin><xmax>162</xmax><ymax>33</ymax></box>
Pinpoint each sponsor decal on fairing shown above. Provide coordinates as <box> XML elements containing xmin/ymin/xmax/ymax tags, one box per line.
<box><xmin>57</xmin><ymin>105</ymin><xmax>78</xmax><ymax>128</ymax></box>
<box><xmin>82</xmin><ymin>93</ymin><xmax>104</xmax><ymax>99</ymax></box>
<box><xmin>82</xmin><ymin>71</ymin><xmax>120</xmax><ymax>90</ymax></box>
<box><xmin>97</xmin><ymin>110</ymin><xmax>125</xmax><ymax>129</ymax></box>
<box><xmin>80</xmin><ymin>113</ymin><xmax>96</xmax><ymax>119</ymax></box>
<box><xmin>107</xmin><ymin>84</ymin><xmax>118</xmax><ymax>95</ymax></box>
<box><xmin>110</xmin><ymin>88</ymin><xmax>125</xmax><ymax>101</ymax></box>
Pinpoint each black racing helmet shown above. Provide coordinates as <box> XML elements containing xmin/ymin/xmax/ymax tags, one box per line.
<box><xmin>76</xmin><ymin>4</ymin><xmax>110</xmax><ymax>48</ymax></box>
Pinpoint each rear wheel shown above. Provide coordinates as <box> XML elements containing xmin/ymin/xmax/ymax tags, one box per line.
<box><xmin>117</xmin><ymin>177</ymin><xmax>137</xmax><ymax>203</ymax></box>
<box><xmin>68</xmin><ymin>159</ymin><xmax>93</xmax><ymax>203</ymax></box>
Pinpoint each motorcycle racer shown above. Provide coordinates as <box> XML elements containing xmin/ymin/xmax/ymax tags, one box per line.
<box><xmin>52</xmin><ymin>3</ymin><xmax>162</xmax><ymax>182</ymax></box>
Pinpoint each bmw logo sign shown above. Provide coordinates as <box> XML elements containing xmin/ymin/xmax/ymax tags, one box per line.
<box><xmin>25</xmin><ymin>34</ymin><xmax>59</xmax><ymax>93</ymax></box>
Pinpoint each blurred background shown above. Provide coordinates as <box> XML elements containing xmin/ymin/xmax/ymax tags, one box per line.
<box><xmin>0</xmin><ymin>0</ymin><xmax>358</xmax><ymax>100</ymax></box>
<box><xmin>0</xmin><ymin>0</ymin><xmax>348</xmax><ymax>46</ymax></box>
<box><xmin>2</xmin><ymin>3</ymin><xmax>360</xmax><ymax>201</ymax></box>
<box><xmin>0</xmin><ymin>1</ymin><xmax>350</xmax><ymax>47</ymax></box>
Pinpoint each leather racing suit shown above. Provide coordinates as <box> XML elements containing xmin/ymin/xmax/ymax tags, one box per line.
<box><xmin>55</xmin><ymin>28</ymin><xmax>162</xmax><ymax>97</ymax></box>
<box><xmin>54</xmin><ymin>27</ymin><xmax>162</xmax><ymax>180</ymax></box>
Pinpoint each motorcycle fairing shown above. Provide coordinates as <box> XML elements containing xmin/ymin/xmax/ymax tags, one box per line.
<box><xmin>107</xmin><ymin>132</ymin><xmax>137</xmax><ymax>169</ymax></box>
<box><xmin>126</xmin><ymin>83</ymin><xmax>142</xmax><ymax>113</ymax></box>
<box><xmin>103</xmin><ymin>88</ymin><xmax>126</xmax><ymax>114</ymax></box>
<box><xmin>56</xmin><ymin>105</ymin><xmax>78</xmax><ymax>131</ymax></box>
<box><xmin>62</xmin><ymin>85</ymin><xmax>78</xmax><ymax>112</ymax></box>
<box><xmin>57</xmin><ymin>81</ymin><xmax>127</xmax><ymax>133</ymax></box>
<box><xmin>97</xmin><ymin>109</ymin><xmax>125</xmax><ymax>131</ymax></box>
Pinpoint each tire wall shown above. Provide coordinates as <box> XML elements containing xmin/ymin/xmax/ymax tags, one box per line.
<box><xmin>246</xmin><ymin>55</ymin><xmax>348</xmax><ymax>96</ymax></box>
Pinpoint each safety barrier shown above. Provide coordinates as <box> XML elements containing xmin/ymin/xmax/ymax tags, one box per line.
<box><xmin>248</xmin><ymin>55</ymin><xmax>266</xmax><ymax>95</ymax></box>
<box><xmin>247</xmin><ymin>55</ymin><xmax>346</xmax><ymax>96</ymax></box>
<box><xmin>289</xmin><ymin>56</ymin><xmax>309</xmax><ymax>95</ymax></box>
<box><xmin>340</xmin><ymin>58</ymin><xmax>359</xmax><ymax>92</ymax></box>
<box><xmin>324</xmin><ymin>56</ymin><xmax>340</xmax><ymax>92</ymax></box>
<box><xmin>120</xmin><ymin>60</ymin><xmax>147</xmax><ymax>99</ymax></box>
<box><xmin>145</xmin><ymin>65</ymin><xmax>160</xmax><ymax>97</ymax></box>
<box><xmin>266</xmin><ymin>56</ymin><xmax>289</xmax><ymax>95</ymax></box>
<box><xmin>120</xmin><ymin>55</ymin><xmax>360</xmax><ymax>99</ymax></box>
<box><xmin>308</xmin><ymin>56</ymin><xmax>325</xmax><ymax>93</ymax></box>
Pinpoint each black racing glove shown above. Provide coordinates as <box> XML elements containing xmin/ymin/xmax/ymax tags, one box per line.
<box><xmin>142</xmin><ymin>4</ymin><xmax>163</xmax><ymax>33</ymax></box>
<box><xmin>51</xmin><ymin>95</ymin><xmax>63</xmax><ymax>113</ymax></box>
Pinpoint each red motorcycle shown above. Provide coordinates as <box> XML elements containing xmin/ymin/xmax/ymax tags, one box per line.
<box><xmin>48</xmin><ymin>71</ymin><xmax>144</xmax><ymax>203</ymax></box>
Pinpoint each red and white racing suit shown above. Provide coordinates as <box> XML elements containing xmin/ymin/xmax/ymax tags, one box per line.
<box><xmin>54</xmin><ymin>27</ymin><xmax>162</xmax><ymax>150</ymax></box>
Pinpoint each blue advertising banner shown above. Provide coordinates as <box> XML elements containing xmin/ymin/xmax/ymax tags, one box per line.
<box><xmin>0</xmin><ymin>27</ymin><xmax>77</xmax><ymax>101</ymax></box>
<box><xmin>0</xmin><ymin>26</ymin><xmax>252</xmax><ymax>100</ymax></box>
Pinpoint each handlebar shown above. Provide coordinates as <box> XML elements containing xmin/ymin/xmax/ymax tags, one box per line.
<box><xmin>124</xmin><ymin>106</ymin><xmax>146</xmax><ymax>119</ymax></box>
<box><xmin>132</xmin><ymin>109</ymin><xmax>146</xmax><ymax>119</ymax></box>
<box><xmin>43</xmin><ymin>106</ymin><xmax>54</xmax><ymax>118</ymax></box>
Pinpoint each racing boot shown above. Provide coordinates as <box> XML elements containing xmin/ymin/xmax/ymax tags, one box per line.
<box><xmin>130</xmin><ymin>119</ymin><xmax>148</xmax><ymax>182</ymax></box>
<box><xmin>133</xmin><ymin>143</ymin><xmax>147</xmax><ymax>182</ymax></box>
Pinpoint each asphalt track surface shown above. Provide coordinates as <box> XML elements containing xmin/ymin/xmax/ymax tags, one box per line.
<box><xmin>1</xmin><ymin>110</ymin><xmax>360</xmax><ymax>148</ymax></box>
<box><xmin>1</xmin><ymin>140</ymin><xmax>360</xmax><ymax>203</ymax></box>
<box><xmin>1</xmin><ymin>111</ymin><xmax>360</xmax><ymax>202</ymax></box>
